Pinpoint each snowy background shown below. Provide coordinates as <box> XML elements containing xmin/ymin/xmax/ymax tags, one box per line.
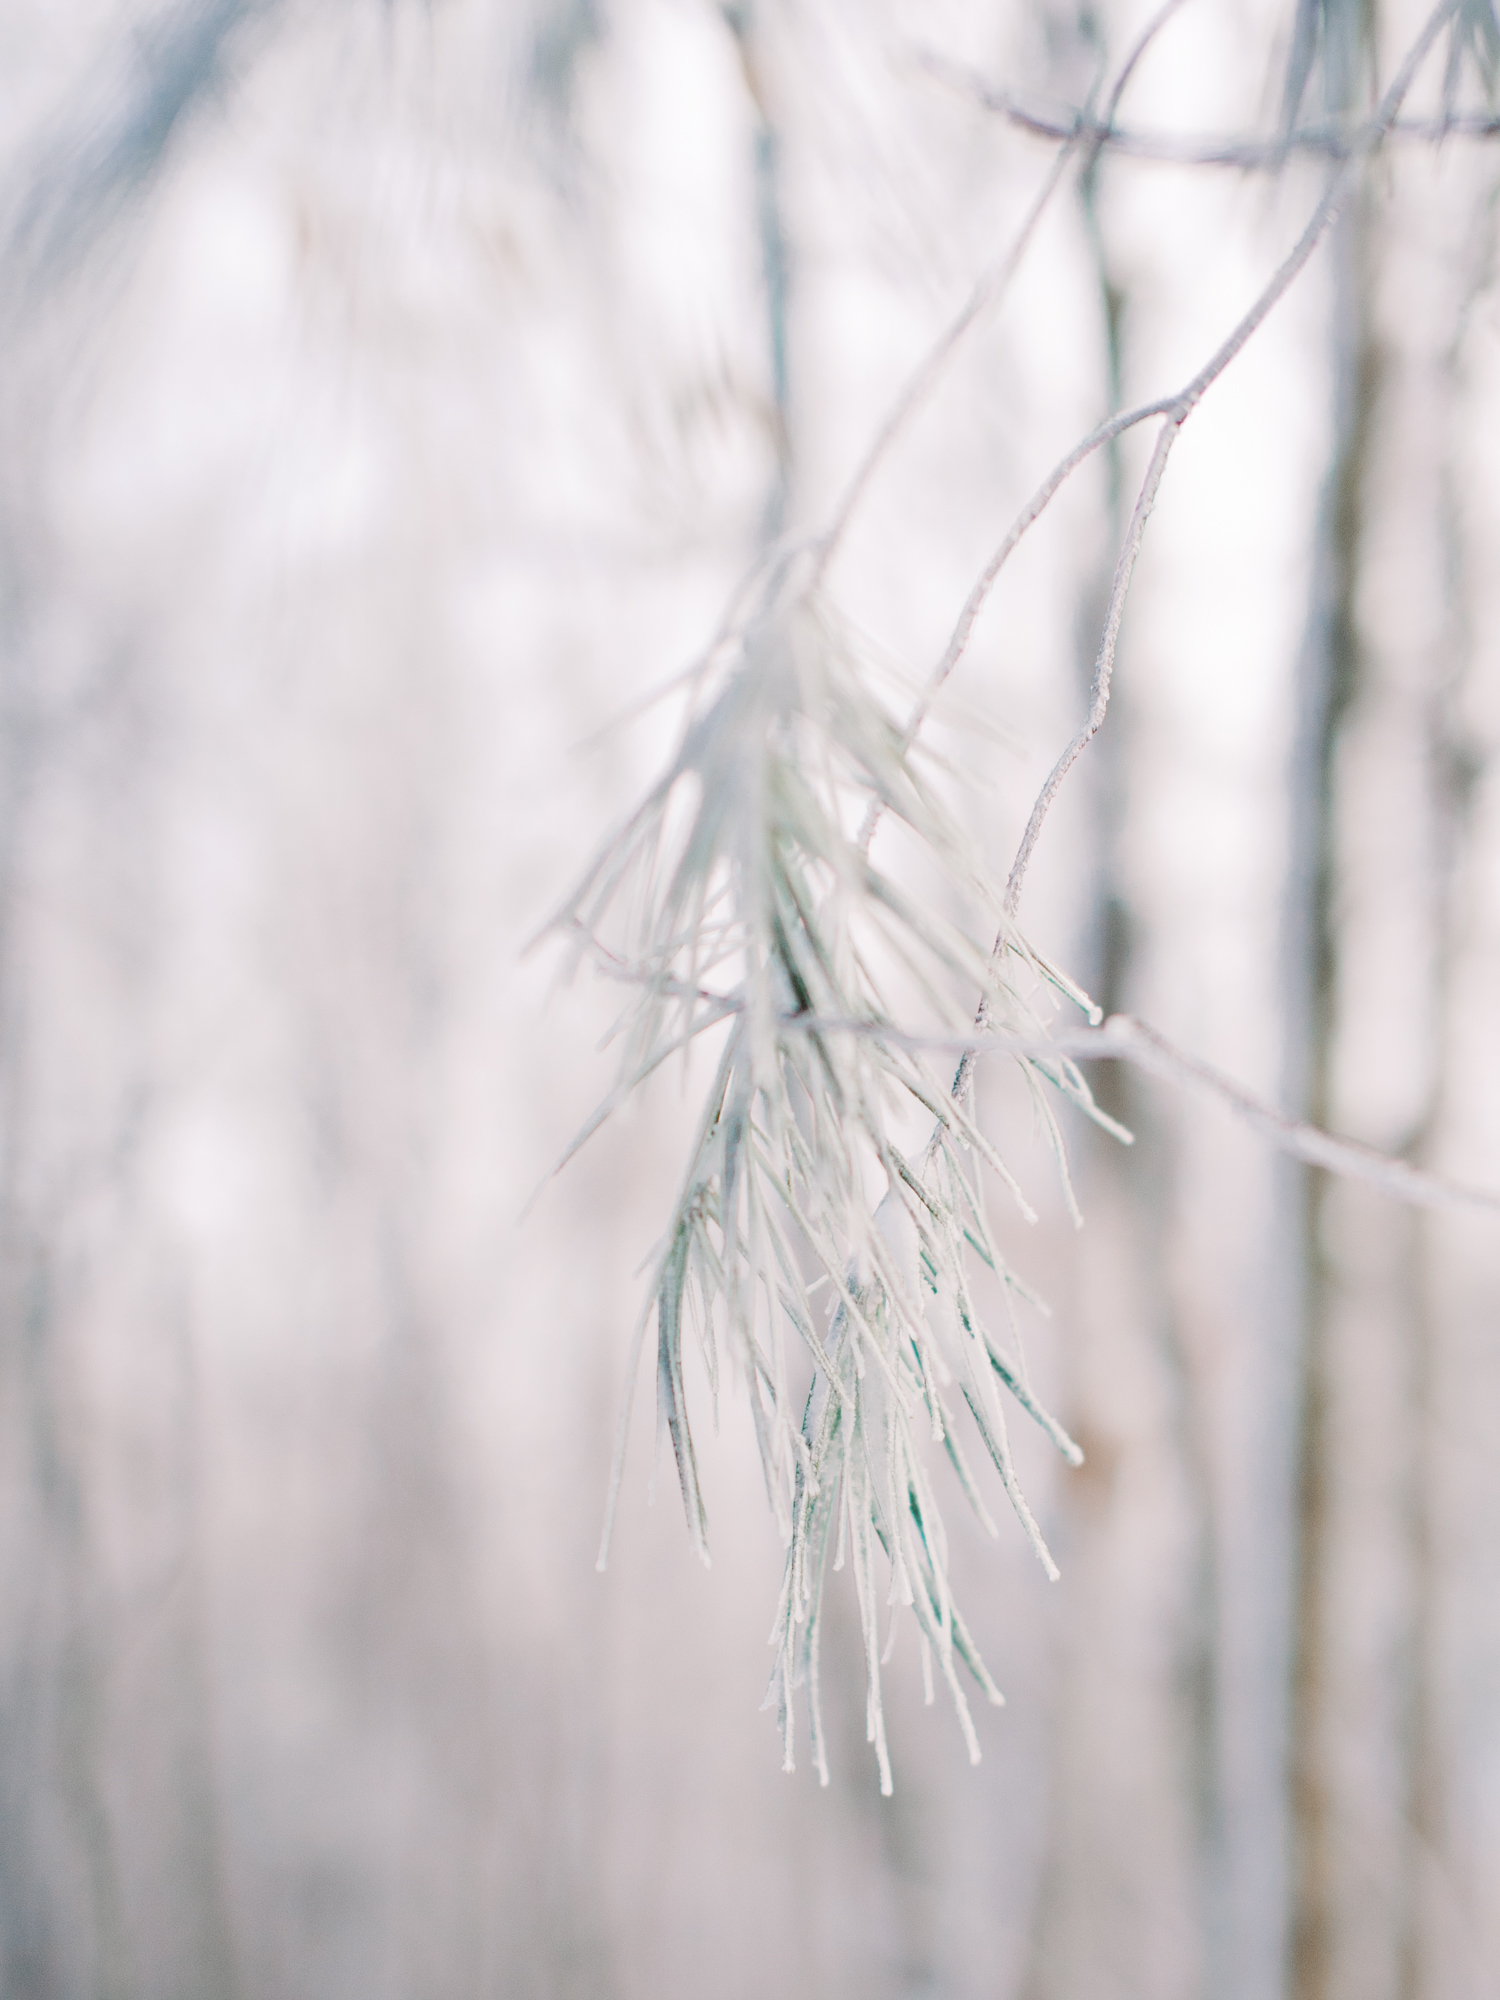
<box><xmin>1</xmin><ymin>2</ymin><xmax>1499</xmax><ymax>1996</ymax></box>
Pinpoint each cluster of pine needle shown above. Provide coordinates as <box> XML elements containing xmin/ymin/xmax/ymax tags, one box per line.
<box><xmin>551</xmin><ymin>560</ymin><xmax>1125</xmax><ymax>1790</ymax></box>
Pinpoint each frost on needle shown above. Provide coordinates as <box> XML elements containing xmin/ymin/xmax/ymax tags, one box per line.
<box><xmin>550</xmin><ymin>559</ymin><xmax>1125</xmax><ymax>1792</ymax></box>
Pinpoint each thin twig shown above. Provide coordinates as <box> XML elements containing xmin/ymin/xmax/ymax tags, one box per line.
<box><xmin>811</xmin><ymin>128</ymin><xmax>1085</xmax><ymax>585</ymax></box>
<box><xmin>549</xmin><ymin>926</ymin><xmax>1500</xmax><ymax>1216</ymax></box>
<box><xmin>1001</xmin><ymin>418</ymin><xmax>1176</xmax><ymax>914</ymax></box>
<box><xmin>918</xmin><ymin>49</ymin><xmax>1500</xmax><ymax>169</ymax></box>
<box><xmin>848</xmin><ymin>0</ymin><xmax>1192</xmax><ymax>855</ymax></box>
<box><xmin>1078</xmin><ymin>0</ymin><xmax>1196</xmax><ymax>176</ymax></box>
<box><xmin>813</xmin><ymin>0</ymin><xmax>1191</xmax><ymax>587</ymax></box>
<box><xmin>891</xmin><ymin>394</ymin><xmax>1174</xmax><ymax>765</ymax></box>
<box><xmin>773</xmin><ymin>1011</ymin><xmax>1500</xmax><ymax>1216</ymax></box>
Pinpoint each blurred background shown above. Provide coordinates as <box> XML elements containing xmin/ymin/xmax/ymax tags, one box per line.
<box><xmin>1</xmin><ymin>1</ymin><xmax>1498</xmax><ymax>1995</ymax></box>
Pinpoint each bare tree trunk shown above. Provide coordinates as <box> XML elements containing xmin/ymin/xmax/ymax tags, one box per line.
<box><xmin>1289</xmin><ymin>103</ymin><xmax>1495</xmax><ymax>2000</ymax></box>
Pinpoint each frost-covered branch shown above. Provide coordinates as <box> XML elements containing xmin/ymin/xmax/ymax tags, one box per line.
<box><xmin>777</xmin><ymin>1012</ymin><xmax>1500</xmax><ymax>1216</ymax></box>
<box><xmin>551</xmin><ymin>0</ymin><xmax>1480</xmax><ymax>1796</ymax></box>
<box><xmin>996</xmin><ymin>0</ymin><xmax>1455</xmax><ymax>917</ymax></box>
